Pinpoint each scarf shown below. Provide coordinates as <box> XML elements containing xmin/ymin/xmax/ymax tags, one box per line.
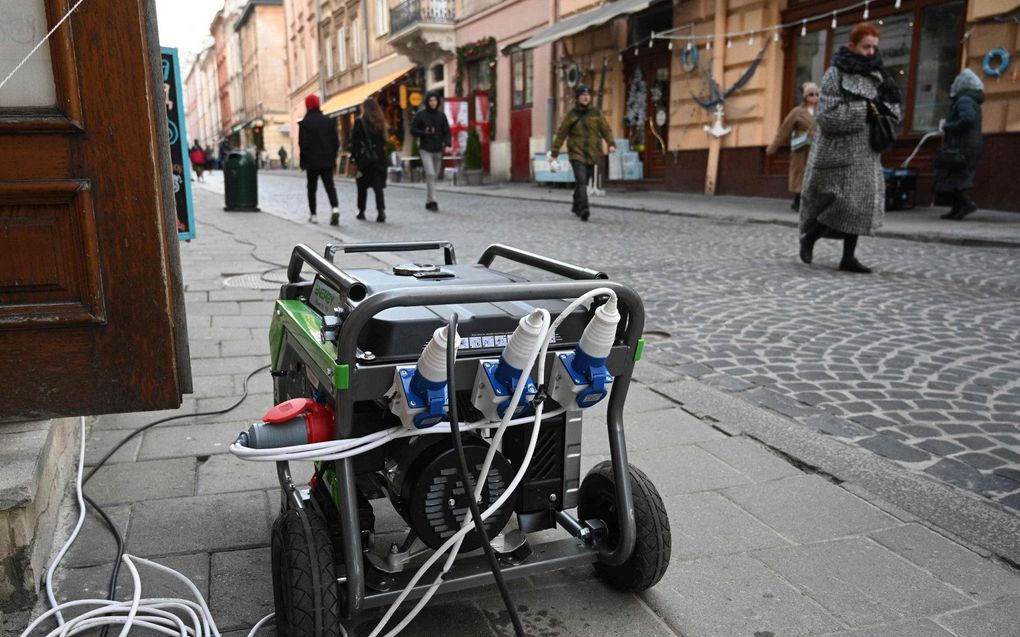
<box><xmin>832</xmin><ymin>46</ymin><xmax>902</xmax><ymax>105</ymax></box>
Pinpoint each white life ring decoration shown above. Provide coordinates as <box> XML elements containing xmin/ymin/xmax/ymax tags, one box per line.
<box><xmin>680</xmin><ymin>44</ymin><xmax>699</xmax><ymax>73</ymax></box>
<box><xmin>564</xmin><ymin>62</ymin><xmax>581</xmax><ymax>88</ymax></box>
<box><xmin>982</xmin><ymin>48</ymin><xmax>1011</xmax><ymax>78</ymax></box>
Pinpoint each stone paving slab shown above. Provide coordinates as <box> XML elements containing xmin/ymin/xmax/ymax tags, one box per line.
<box><xmin>196</xmin><ymin>455</ymin><xmax>315</xmax><ymax>495</ymax></box>
<box><xmin>128</xmin><ymin>491</ymin><xmax>268</xmax><ymax>557</ymax></box>
<box><xmin>63</xmin><ymin>504</ymin><xmax>131</xmax><ymax>568</ymax></box>
<box><xmin>935</xmin><ymin>595</ymin><xmax>1020</xmax><ymax>636</ymax></box>
<box><xmin>208</xmin><ymin>547</ymin><xmax>274</xmax><ymax>633</ymax></box>
<box><xmin>137</xmin><ymin>421</ymin><xmax>247</xmax><ymax>460</ymax></box>
<box><xmin>818</xmin><ymin>619</ymin><xmax>956</xmax><ymax>636</ymax></box>
<box><xmin>581</xmin><ymin>407</ymin><xmax>726</xmax><ymax>456</ymax></box>
<box><xmin>86</xmin><ymin>457</ymin><xmax>196</xmax><ymax>505</ymax></box>
<box><xmin>83</xmin><ymin>427</ymin><xmax>140</xmax><ymax>466</ymax></box>
<box><xmin>755</xmin><ymin>537</ymin><xmax>972</xmax><ymax>627</ymax></box>
<box><xmin>695</xmin><ymin>436</ymin><xmax>804</xmax><ymax>483</ymax></box>
<box><xmin>665</xmin><ymin>492</ymin><xmax>790</xmax><ymax>560</ymax></box>
<box><xmin>613</xmin><ymin>446</ymin><xmax>752</xmax><ymax>496</ymax></box>
<box><xmin>724</xmin><ymin>475</ymin><xmax>899</xmax><ymax>543</ymax></box>
<box><xmin>643</xmin><ymin>552</ymin><xmax>842</xmax><ymax>636</ymax></box>
<box><xmin>868</xmin><ymin>523</ymin><xmax>1020</xmax><ymax>602</ymax></box>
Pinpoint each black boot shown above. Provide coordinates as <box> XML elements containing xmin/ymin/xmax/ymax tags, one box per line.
<box><xmin>799</xmin><ymin>219</ymin><xmax>824</xmax><ymax>264</ymax></box>
<box><xmin>356</xmin><ymin>210</ymin><xmax>366</xmax><ymax>220</ymax></box>
<box><xmin>839</xmin><ymin>234</ymin><xmax>872</xmax><ymax>273</ymax></box>
<box><xmin>376</xmin><ymin>210</ymin><xmax>386</xmax><ymax>223</ymax></box>
<box><xmin>791</xmin><ymin>193</ymin><xmax>801</xmax><ymax>211</ymax></box>
<box><xmin>954</xmin><ymin>191</ymin><xmax>978</xmax><ymax>219</ymax></box>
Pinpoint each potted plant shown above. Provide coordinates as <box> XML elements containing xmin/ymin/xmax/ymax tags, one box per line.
<box><xmin>462</xmin><ymin>127</ymin><xmax>483</xmax><ymax>186</ymax></box>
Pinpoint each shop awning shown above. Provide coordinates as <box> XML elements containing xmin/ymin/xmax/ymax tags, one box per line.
<box><xmin>518</xmin><ymin>0</ymin><xmax>654</xmax><ymax>50</ymax></box>
<box><xmin>321</xmin><ymin>66</ymin><xmax>415</xmax><ymax>116</ymax></box>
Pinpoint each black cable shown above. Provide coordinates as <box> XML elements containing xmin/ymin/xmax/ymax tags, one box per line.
<box><xmin>81</xmin><ymin>363</ymin><xmax>270</xmax><ymax>632</ymax></box>
<box><xmin>445</xmin><ymin>314</ymin><xmax>526</xmax><ymax>637</ymax></box>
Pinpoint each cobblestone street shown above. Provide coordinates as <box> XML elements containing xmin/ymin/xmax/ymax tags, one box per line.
<box><xmin>203</xmin><ymin>171</ymin><xmax>1020</xmax><ymax>512</ymax></box>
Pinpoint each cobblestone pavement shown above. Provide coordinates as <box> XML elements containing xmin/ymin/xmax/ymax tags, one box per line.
<box><xmin>201</xmin><ymin>171</ymin><xmax>1020</xmax><ymax>511</ymax></box>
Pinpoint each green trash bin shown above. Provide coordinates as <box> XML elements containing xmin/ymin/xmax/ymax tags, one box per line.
<box><xmin>224</xmin><ymin>150</ymin><xmax>260</xmax><ymax>211</ymax></box>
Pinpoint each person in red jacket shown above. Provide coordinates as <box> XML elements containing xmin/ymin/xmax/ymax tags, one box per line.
<box><xmin>189</xmin><ymin>141</ymin><xmax>206</xmax><ymax>182</ymax></box>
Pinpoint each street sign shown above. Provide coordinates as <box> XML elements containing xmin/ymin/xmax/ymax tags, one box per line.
<box><xmin>161</xmin><ymin>47</ymin><xmax>196</xmax><ymax>240</ymax></box>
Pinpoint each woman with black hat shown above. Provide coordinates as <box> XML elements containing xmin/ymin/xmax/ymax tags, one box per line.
<box><xmin>551</xmin><ymin>84</ymin><xmax>616</xmax><ymax>221</ymax></box>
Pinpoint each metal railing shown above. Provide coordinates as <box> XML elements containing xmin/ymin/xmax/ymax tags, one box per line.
<box><xmin>389</xmin><ymin>0</ymin><xmax>455</xmax><ymax>35</ymax></box>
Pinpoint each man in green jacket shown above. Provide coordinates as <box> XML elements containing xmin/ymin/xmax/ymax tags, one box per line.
<box><xmin>551</xmin><ymin>84</ymin><xmax>616</xmax><ymax>221</ymax></box>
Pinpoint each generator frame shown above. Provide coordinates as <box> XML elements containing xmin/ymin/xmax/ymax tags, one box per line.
<box><xmin>277</xmin><ymin>242</ymin><xmax>646</xmax><ymax>619</ymax></box>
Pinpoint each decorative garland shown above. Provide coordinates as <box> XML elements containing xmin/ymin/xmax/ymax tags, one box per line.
<box><xmin>455</xmin><ymin>37</ymin><xmax>497</xmax><ymax>140</ymax></box>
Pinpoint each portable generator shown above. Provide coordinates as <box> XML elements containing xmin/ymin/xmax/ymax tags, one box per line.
<box><xmin>231</xmin><ymin>241</ymin><xmax>671</xmax><ymax>636</ymax></box>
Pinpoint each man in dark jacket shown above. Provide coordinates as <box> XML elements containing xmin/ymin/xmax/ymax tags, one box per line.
<box><xmin>411</xmin><ymin>91</ymin><xmax>452</xmax><ymax>212</ymax></box>
<box><xmin>936</xmin><ymin>69</ymin><xmax>984</xmax><ymax>220</ymax></box>
<box><xmin>551</xmin><ymin>85</ymin><xmax>615</xmax><ymax>221</ymax></box>
<box><xmin>298</xmin><ymin>94</ymin><xmax>341</xmax><ymax>224</ymax></box>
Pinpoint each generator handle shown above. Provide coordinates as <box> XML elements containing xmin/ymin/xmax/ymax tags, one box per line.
<box><xmin>478</xmin><ymin>244</ymin><xmax>608</xmax><ymax>280</ymax></box>
<box><xmin>324</xmin><ymin>241</ymin><xmax>457</xmax><ymax>265</ymax></box>
<box><xmin>287</xmin><ymin>244</ymin><xmax>367</xmax><ymax>301</ymax></box>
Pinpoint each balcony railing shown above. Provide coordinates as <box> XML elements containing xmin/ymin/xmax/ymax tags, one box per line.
<box><xmin>390</xmin><ymin>0</ymin><xmax>455</xmax><ymax>35</ymax></box>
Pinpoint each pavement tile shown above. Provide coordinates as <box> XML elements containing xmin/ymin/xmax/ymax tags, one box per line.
<box><xmin>869</xmin><ymin>524</ymin><xmax>1020</xmax><ymax>602</ymax></box>
<box><xmin>129</xmin><ymin>491</ymin><xmax>269</xmax><ymax>556</ymax></box>
<box><xmin>86</xmin><ymin>458</ymin><xmax>196</xmax><ymax>505</ymax></box>
<box><xmin>723</xmin><ymin>475</ymin><xmax>898</xmax><ymax>543</ymax></box>
<box><xmin>197</xmin><ymin>454</ymin><xmax>316</xmax><ymax>494</ymax></box>
<box><xmin>642</xmin><ymin>553</ymin><xmax>841</xmax><ymax>636</ymax></box>
<box><xmin>818</xmin><ymin>619</ymin><xmax>955</xmax><ymax>636</ymax></box>
<box><xmin>138</xmin><ymin>422</ymin><xmax>246</xmax><ymax>460</ymax></box>
<box><xmin>935</xmin><ymin>596</ymin><xmax>1020</xmax><ymax>636</ymax></box>
<box><xmin>84</xmin><ymin>427</ymin><xmax>141</xmax><ymax>466</ymax></box>
<box><xmin>617</xmin><ymin>446</ymin><xmax>751</xmax><ymax>496</ymax></box>
<box><xmin>582</xmin><ymin>407</ymin><xmax>725</xmax><ymax>456</ymax></box>
<box><xmin>755</xmin><ymin>537</ymin><xmax>971</xmax><ymax>627</ymax></box>
<box><xmin>696</xmin><ymin>437</ymin><xmax>803</xmax><ymax>483</ymax></box>
<box><xmin>91</xmin><ymin>402</ymin><xmax>199</xmax><ymax>430</ymax></box>
<box><xmin>665</xmin><ymin>492</ymin><xmax>790</xmax><ymax>560</ymax></box>
<box><xmin>587</xmin><ymin>385</ymin><xmax>677</xmax><ymax>418</ymax></box>
<box><xmin>64</xmin><ymin>504</ymin><xmax>131</xmax><ymax>568</ymax></box>
<box><xmin>348</xmin><ymin>599</ymin><xmax>498</xmax><ymax>637</ymax></box>
<box><xmin>209</xmin><ymin>547</ymin><xmax>274</xmax><ymax>633</ymax></box>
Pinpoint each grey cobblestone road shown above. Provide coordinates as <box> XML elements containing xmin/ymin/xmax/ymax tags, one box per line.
<box><xmin>201</xmin><ymin>171</ymin><xmax>1020</xmax><ymax>511</ymax></box>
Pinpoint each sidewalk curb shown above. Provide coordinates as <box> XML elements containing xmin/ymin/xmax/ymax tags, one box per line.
<box><xmin>656</xmin><ymin>378</ymin><xmax>1020</xmax><ymax>568</ymax></box>
<box><xmin>381</xmin><ymin>180</ymin><xmax>1020</xmax><ymax>249</ymax></box>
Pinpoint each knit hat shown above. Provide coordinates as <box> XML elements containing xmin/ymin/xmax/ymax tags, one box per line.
<box><xmin>305</xmin><ymin>94</ymin><xmax>321</xmax><ymax>110</ymax></box>
<box><xmin>575</xmin><ymin>84</ymin><xmax>591</xmax><ymax>99</ymax></box>
<box><xmin>950</xmin><ymin>68</ymin><xmax>984</xmax><ymax>97</ymax></box>
<box><xmin>801</xmin><ymin>81</ymin><xmax>819</xmax><ymax>98</ymax></box>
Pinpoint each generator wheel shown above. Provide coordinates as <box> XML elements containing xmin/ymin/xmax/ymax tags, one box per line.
<box><xmin>577</xmin><ymin>460</ymin><xmax>671</xmax><ymax>592</ymax></box>
<box><xmin>271</xmin><ymin>507</ymin><xmax>342</xmax><ymax>637</ymax></box>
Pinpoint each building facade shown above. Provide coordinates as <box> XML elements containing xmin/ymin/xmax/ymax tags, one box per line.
<box><xmin>235</xmin><ymin>0</ymin><xmax>290</xmax><ymax>158</ymax></box>
<box><xmin>283</xmin><ymin>0</ymin><xmax>323</xmax><ymax>167</ymax></box>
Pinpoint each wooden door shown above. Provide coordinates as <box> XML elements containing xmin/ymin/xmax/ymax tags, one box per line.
<box><xmin>510</xmin><ymin>108</ymin><xmax>532</xmax><ymax>182</ymax></box>
<box><xmin>0</xmin><ymin>0</ymin><xmax>191</xmax><ymax>419</ymax></box>
<box><xmin>624</xmin><ymin>52</ymin><xmax>670</xmax><ymax>180</ymax></box>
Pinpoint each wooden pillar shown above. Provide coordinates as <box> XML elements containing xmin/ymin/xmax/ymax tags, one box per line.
<box><xmin>705</xmin><ymin>0</ymin><xmax>728</xmax><ymax>195</ymax></box>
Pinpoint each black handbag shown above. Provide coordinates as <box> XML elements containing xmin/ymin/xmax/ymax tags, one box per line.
<box><xmin>934</xmin><ymin>148</ymin><xmax>967</xmax><ymax>170</ymax></box>
<box><xmin>355</xmin><ymin>119</ymin><xmax>380</xmax><ymax>166</ymax></box>
<box><xmin>867</xmin><ymin>100</ymin><xmax>897</xmax><ymax>154</ymax></box>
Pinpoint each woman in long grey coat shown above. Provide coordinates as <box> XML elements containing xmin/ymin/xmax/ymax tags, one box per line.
<box><xmin>935</xmin><ymin>69</ymin><xmax>984</xmax><ymax>220</ymax></box>
<box><xmin>799</xmin><ymin>23</ymin><xmax>902</xmax><ymax>274</ymax></box>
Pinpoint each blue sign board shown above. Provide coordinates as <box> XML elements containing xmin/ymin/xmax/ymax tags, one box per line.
<box><xmin>161</xmin><ymin>47</ymin><xmax>196</xmax><ymax>240</ymax></box>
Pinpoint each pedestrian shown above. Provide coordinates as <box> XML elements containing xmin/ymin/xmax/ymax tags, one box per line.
<box><xmin>204</xmin><ymin>145</ymin><xmax>215</xmax><ymax>171</ymax></box>
<box><xmin>411</xmin><ymin>91</ymin><xmax>451</xmax><ymax>212</ymax></box>
<box><xmin>935</xmin><ymin>68</ymin><xmax>984</xmax><ymax>221</ymax></box>
<box><xmin>189</xmin><ymin>141</ymin><xmax>206</xmax><ymax>182</ymax></box>
<box><xmin>219</xmin><ymin>138</ymin><xmax>231</xmax><ymax>169</ymax></box>
<box><xmin>798</xmin><ymin>22</ymin><xmax>902</xmax><ymax>274</ymax></box>
<box><xmin>766</xmin><ymin>81</ymin><xmax>819</xmax><ymax>211</ymax></box>
<box><xmin>550</xmin><ymin>84</ymin><xmax>616</xmax><ymax>222</ymax></box>
<box><xmin>298</xmin><ymin>93</ymin><xmax>341</xmax><ymax>225</ymax></box>
<box><xmin>351</xmin><ymin>98</ymin><xmax>388</xmax><ymax>223</ymax></box>
<box><xmin>278</xmin><ymin>145</ymin><xmax>289</xmax><ymax>169</ymax></box>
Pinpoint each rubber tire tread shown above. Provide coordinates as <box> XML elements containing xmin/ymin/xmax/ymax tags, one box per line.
<box><xmin>578</xmin><ymin>460</ymin><xmax>671</xmax><ymax>592</ymax></box>
<box><xmin>271</xmin><ymin>508</ymin><xmax>342</xmax><ymax>637</ymax></box>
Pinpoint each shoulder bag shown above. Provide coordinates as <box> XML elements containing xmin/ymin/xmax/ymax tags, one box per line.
<box><xmin>867</xmin><ymin>100</ymin><xmax>897</xmax><ymax>154</ymax></box>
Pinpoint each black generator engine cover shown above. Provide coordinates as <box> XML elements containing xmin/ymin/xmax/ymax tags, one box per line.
<box><xmin>386</xmin><ymin>434</ymin><xmax>515</xmax><ymax>551</ymax></box>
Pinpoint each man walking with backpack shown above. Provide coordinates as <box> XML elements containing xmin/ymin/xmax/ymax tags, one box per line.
<box><xmin>411</xmin><ymin>91</ymin><xmax>452</xmax><ymax>212</ymax></box>
<box><xmin>298</xmin><ymin>94</ymin><xmax>341</xmax><ymax>224</ymax></box>
<box><xmin>550</xmin><ymin>85</ymin><xmax>615</xmax><ymax>221</ymax></box>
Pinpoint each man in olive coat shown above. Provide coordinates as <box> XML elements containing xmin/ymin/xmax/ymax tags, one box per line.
<box><xmin>551</xmin><ymin>85</ymin><xmax>615</xmax><ymax>221</ymax></box>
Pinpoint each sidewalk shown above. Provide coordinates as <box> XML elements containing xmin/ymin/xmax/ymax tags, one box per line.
<box><xmin>32</xmin><ymin>186</ymin><xmax>1020</xmax><ymax>637</ymax></box>
<box><xmin>380</xmin><ymin>177</ymin><xmax>1020</xmax><ymax>248</ymax></box>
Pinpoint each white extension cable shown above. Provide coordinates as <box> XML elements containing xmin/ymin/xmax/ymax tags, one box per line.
<box><xmin>22</xmin><ymin>420</ymin><xmax>291</xmax><ymax>637</ymax></box>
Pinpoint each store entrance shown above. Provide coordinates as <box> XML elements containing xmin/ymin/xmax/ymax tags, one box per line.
<box><xmin>623</xmin><ymin>49</ymin><xmax>670</xmax><ymax>180</ymax></box>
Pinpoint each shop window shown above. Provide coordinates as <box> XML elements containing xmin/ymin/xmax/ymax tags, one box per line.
<box><xmin>376</xmin><ymin>0</ymin><xmax>388</xmax><ymax>35</ymax></box>
<box><xmin>912</xmin><ymin>2</ymin><xmax>964</xmax><ymax>131</ymax></box>
<box><xmin>511</xmin><ymin>48</ymin><xmax>533</xmax><ymax>109</ymax></box>
<box><xmin>432</xmin><ymin>64</ymin><xmax>444</xmax><ymax>83</ymax></box>
<box><xmin>786</xmin><ymin>0</ymin><xmax>964</xmax><ymax>136</ymax></box>
<box><xmin>353</xmin><ymin>18</ymin><xmax>361</xmax><ymax>64</ymax></box>
<box><xmin>325</xmin><ymin>34</ymin><xmax>334</xmax><ymax>77</ymax></box>
<box><xmin>468</xmin><ymin>59</ymin><xmax>490</xmax><ymax>92</ymax></box>
<box><xmin>339</xmin><ymin>28</ymin><xmax>348</xmax><ymax>71</ymax></box>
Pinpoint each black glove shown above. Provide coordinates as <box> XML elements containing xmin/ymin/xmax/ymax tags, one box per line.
<box><xmin>878</xmin><ymin>72</ymin><xmax>902</xmax><ymax>106</ymax></box>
